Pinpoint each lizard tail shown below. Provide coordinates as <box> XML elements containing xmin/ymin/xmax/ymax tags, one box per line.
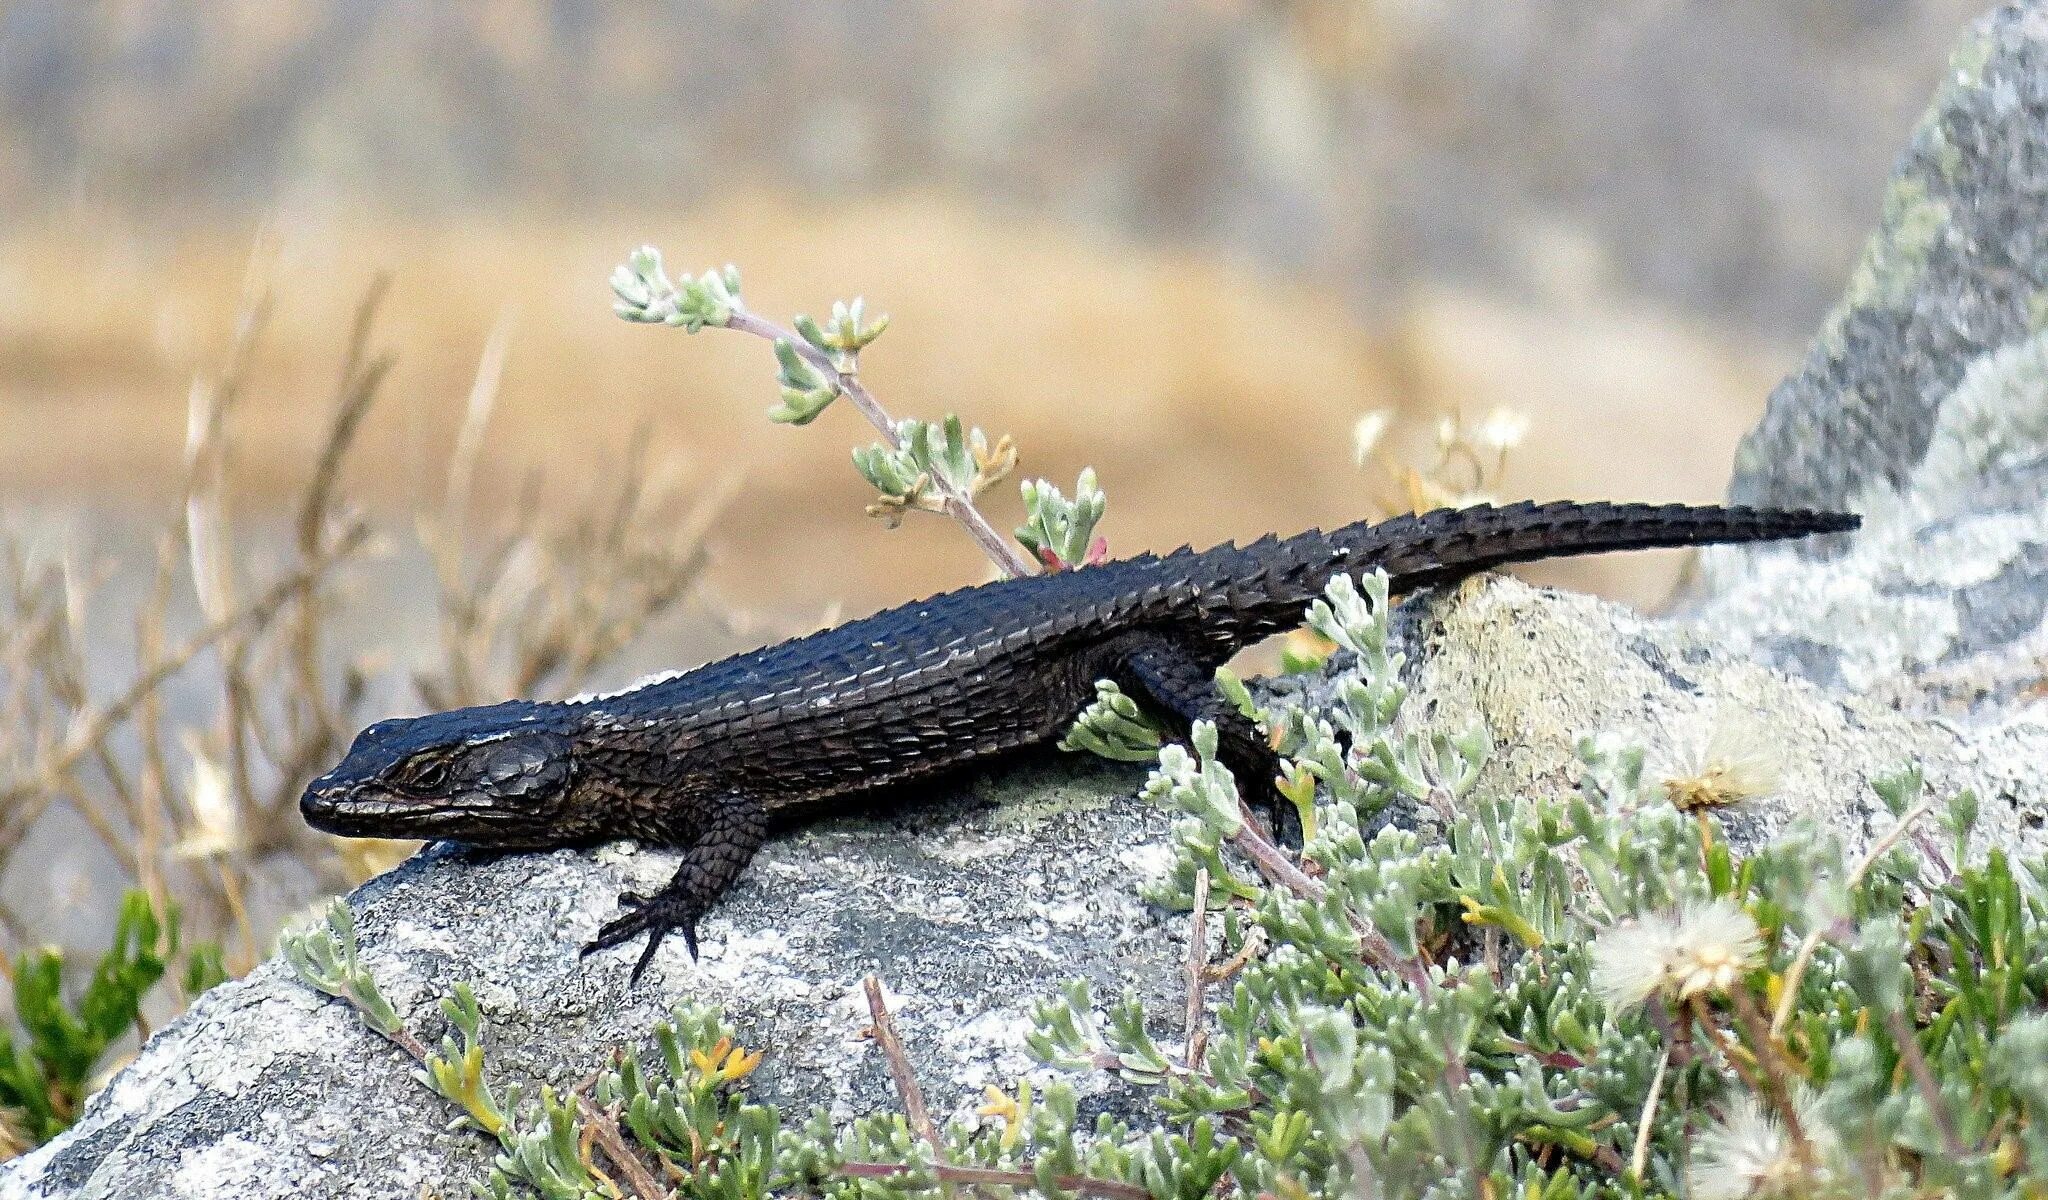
<box><xmin>1204</xmin><ymin>500</ymin><xmax>1858</xmax><ymax>643</ymax></box>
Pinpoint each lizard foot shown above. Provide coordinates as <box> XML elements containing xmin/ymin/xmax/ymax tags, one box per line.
<box><xmin>581</xmin><ymin>892</ymin><xmax>702</xmax><ymax>986</ymax></box>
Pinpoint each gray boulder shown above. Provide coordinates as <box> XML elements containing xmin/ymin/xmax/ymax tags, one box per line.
<box><xmin>3</xmin><ymin>759</ymin><xmax>1175</xmax><ymax>1199</ymax></box>
<box><xmin>10</xmin><ymin>3</ymin><xmax>2048</xmax><ymax>1196</ymax></box>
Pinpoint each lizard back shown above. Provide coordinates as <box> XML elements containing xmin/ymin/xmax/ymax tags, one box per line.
<box><xmin>565</xmin><ymin>501</ymin><xmax>1854</xmax><ymax>805</ymax></box>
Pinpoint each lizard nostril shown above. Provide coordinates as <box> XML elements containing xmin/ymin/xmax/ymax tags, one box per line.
<box><xmin>300</xmin><ymin>783</ymin><xmax>348</xmax><ymax>822</ymax></box>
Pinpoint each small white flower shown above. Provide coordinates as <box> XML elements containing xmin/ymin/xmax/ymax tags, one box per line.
<box><xmin>1591</xmin><ymin>898</ymin><xmax>1763</xmax><ymax>1011</ymax></box>
<box><xmin>1666</xmin><ymin>898</ymin><xmax>1764</xmax><ymax>1000</ymax></box>
<box><xmin>1477</xmin><ymin>406</ymin><xmax>1530</xmax><ymax>452</ymax></box>
<box><xmin>1591</xmin><ymin>915</ymin><xmax>1674</xmax><ymax>1010</ymax></box>
<box><xmin>1351</xmin><ymin>410</ymin><xmax>1392</xmax><ymax>466</ymax></box>
<box><xmin>1688</xmin><ymin>1090</ymin><xmax>1831</xmax><ymax>1200</ymax></box>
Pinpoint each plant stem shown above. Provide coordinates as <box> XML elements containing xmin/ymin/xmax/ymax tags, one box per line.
<box><xmin>725</xmin><ymin>309</ymin><xmax>1036</xmax><ymax>578</ymax></box>
<box><xmin>578</xmin><ymin>1096</ymin><xmax>668</xmax><ymax>1200</ymax></box>
<box><xmin>862</xmin><ymin>974</ymin><xmax>942</xmax><ymax>1159</ymax></box>
<box><xmin>0</xmin><ymin>523</ymin><xmax>370</xmax><ymax>822</ymax></box>
<box><xmin>1884</xmin><ymin>1008</ymin><xmax>1966</xmax><ymax>1158</ymax></box>
<box><xmin>1628</xmin><ymin>1048</ymin><xmax>1669</xmax><ymax>1182</ymax></box>
<box><xmin>1769</xmin><ymin>794</ymin><xmax>1937</xmax><ymax>1039</ymax></box>
<box><xmin>1183</xmin><ymin>867</ymin><xmax>1211</xmax><ymax>1071</ymax></box>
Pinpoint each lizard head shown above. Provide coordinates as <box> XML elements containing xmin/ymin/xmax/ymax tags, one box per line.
<box><xmin>301</xmin><ymin>703</ymin><xmax>578</xmax><ymax>847</ymax></box>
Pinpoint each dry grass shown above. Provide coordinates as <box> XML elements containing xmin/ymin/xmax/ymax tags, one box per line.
<box><xmin>0</xmin><ymin>210</ymin><xmax>1795</xmax><ymax>1133</ymax></box>
<box><xmin>0</xmin><ymin>257</ymin><xmax>723</xmax><ymax>977</ymax></box>
<box><xmin>0</xmin><ymin>193</ymin><xmax>1781</xmax><ymax>618</ymax></box>
<box><xmin>0</xmin><ymin>190</ymin><xmax>1785</xmax><ymax>982</ymax></box>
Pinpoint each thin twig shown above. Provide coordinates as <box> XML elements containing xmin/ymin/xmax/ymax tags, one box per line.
<box><xmin>725</xmin><ymin>309</ymin><xmax>1034</xmax><ymax>579</ymax></box>
<box><xmin>1204</xmin><ymin>925</ymin><xmax>1266</xmax><ymax>983</ymax></box>
<box><xmin>1628</xmin><ymin>1048</ymin><xmax>1668</xmax><ymax>1183</ymax></box>
<box><xmin>1689</xmin><ymin>993</ymin><xmax>1813</xmax><ymax>1167</ymax></box>
<box><xmin>1884</xmin><ymin>1008</ymin><xmax>1966</xmax><ymax>1158</ymax></box>
<box><xmin>577</xmin><ymin>1095</ymin><xmax>668</xmax><ymax>1200</ymax></box>
<box><xmin>1184</xmin><ymin>867</ymin><xmax>1211</xmax><ymax>1072</ymax></box>
<box><xmin>1230</xmin><ymin>799</ymin><xmax>1323</xmax><ymax>900</ymax></box>
<box><xmin>1770</xmin><ymin>794</ymin><xmax>1938</xmax><ymax>1038</ymax></box>
<box><xmin>863</xmin><ymin>974</ymin><xmax>941</xmax><ymax>1156</ymax></box>
<box><xmin>1226</xmin><ymin>799</ymin><xmax>1413</xmax><ymax>979</ymax></box>
<box><xmin>0</xmin><ymin>524</ymin><xmax>370</xmax><ymax>828</ymax></box>
<box><xmin>1729</xmin><ymin>989</ymin><xmax>1815</xmax><ymax>1169</ymax></box>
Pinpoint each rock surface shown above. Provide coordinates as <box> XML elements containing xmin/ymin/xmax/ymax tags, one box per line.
<box><xmin>11</xmin><ymin>3</ymin><xmax>2048</xmax><ymax>1197</ymax></box>
<box><xmin>1706</xmin><ymin>0</ymin><xmax>2048</xmax><ymax>702</ymax></box>
<box><xmin>3</xmin><ymin>759</ymin><xmax>1173</xmax><ymax>1199</ymax></box>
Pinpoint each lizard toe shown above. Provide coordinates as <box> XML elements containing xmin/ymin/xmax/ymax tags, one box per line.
<box><xmin>580</xmin><ymin>904</ymin><xmax>656</xmax><ymax>956</ymax></box>
<box><xmin>580</xmin><ymin>894</ymin><xmax>704</xmax><ymax>986</ymax></box>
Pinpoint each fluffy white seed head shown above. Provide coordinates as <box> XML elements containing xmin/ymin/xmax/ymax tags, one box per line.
<box><xmin>1688</xmin><ymin>1090</ymin><xmax>1832</xmax><ymax>1200</ymax></box>
<box><xmin>1591</xmin><ymin>898</ymin><xmax>1764</xmax><ymax>1010</ymax></box>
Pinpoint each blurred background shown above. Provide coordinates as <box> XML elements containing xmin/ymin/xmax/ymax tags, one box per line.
<box><xmin>3</xmin><ymin>1</ymin><xmax>1986</xmax><ymax>611</ymax></box>
<box><xmin>0</xmin><ymin>0</ymin><xmax>1994</xmax><ymax>1129</ymax></box>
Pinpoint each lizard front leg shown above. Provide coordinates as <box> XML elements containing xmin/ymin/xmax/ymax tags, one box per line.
<box><xmin>580</xmin><ymin>790</ymin><xmax>768</xmax><ymax>985</ymax></box>
<box><xmin>1110</xmin><ymin>634</ymin><xmax>1299</xmax><ymax>846</ymax></box>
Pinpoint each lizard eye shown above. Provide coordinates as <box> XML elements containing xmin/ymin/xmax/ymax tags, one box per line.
<box><xmin>407</xmin><ymin>760</ymin><xmax>451</xmax><ymax>792</ymax></box>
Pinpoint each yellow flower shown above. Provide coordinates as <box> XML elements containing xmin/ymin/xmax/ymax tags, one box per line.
<box><xmin>976</xmin><ymin>1082</ymin><xmax>1031</xmax><ymax>1150</ymax></box>
<box><xmin>688</xmin><ymin>1036</ymin><xmax>763</xmax><ymax>1083</ymax></box>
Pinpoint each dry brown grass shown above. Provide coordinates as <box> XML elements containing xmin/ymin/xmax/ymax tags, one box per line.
<box><xmin>0</xmin><ymin>260</ymin><xmax>723</xmax><ymax>975</ymax></box>
<box><xmin>0</xmin><ymin>187</ymin><xmax>1788</xmax><ymax>1000</ymax></box>
<box><xmin>0</xmin><ymin>191</ymin><xmax>1784</xmax><ymax>619</ymax></box>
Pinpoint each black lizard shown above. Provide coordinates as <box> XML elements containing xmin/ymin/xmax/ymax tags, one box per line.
<box><xmin>301</xmin><ymin>500</ymin><xmax>1856</xmax><ymax>982</ymax></box>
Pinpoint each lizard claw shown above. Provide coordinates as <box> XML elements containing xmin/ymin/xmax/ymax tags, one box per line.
<box><xmin>580</xmin><ymin>892</ymin><xmax>702</xmax><ymax>986</ymax></box>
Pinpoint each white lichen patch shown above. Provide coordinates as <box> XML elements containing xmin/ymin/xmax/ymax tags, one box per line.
<box><xmin>1117</xmin><ymin>839</ymin><xmax>1176</xmax><ymax>879</ymax></box>
<box><xmin>1902</xmin><ymin>328</ymin><xmax>2048</xmax><ymax>509</ymax></box>
<box><xmin>1692</xmin><ymin>536</ymin><xmax>1962</xmax><ymax>692</ymax></box>
<box><xmin>689</xmin><ymin>926</ymin><xmax>799</xmax><ymax>991</ymax></box>
<box><xmin>926</xmin><ymin>829</ymin><xmax>1024</xmax><ymax>864</ymax></box>
<box><xmin>1897</xmin><ymin>511</ymin><xmax>2042</xmax><ymax>589</ymax></box>
<box><xmin>385</xmin><ymin>917</ymin><xmax>466</xmax><ymax>956</ymax></box>
<box><xmin>170</xmin><ymin>1134</ymin><xmax>295</xmax><ymax>1197</ymax></box>
<box><xmin>1035</xmin><ymin>898</ymin><xmax>1093</xmax><ymax>928</ymax></box>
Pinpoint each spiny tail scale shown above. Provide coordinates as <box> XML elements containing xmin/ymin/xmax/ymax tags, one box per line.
<box><xmin>1187</xmin><ymin>500</ymin><xmax>1859</xmax><ymax>646</ymax></box>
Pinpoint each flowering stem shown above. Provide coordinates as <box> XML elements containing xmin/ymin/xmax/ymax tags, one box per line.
<box><xmin>1883</xmin><ymin>1008</ymin><xmax>1966</xmax><ymax>1158</ymax></box>
<box><xmin>1729</xmin><ymin>989</ymin><xmax>1816</xmax><ymax>1169</ymax></box>
<box><xmin>1769</xmin><ymin>794</ymin><xmax>1938</xmax><ymax>1038</ymax></box>
<box><xmin>724</xmin><ymin>309</ymin><xmax>1036</xmax><ymax>578</ymax></box>
<box><xmin>1691</xmin><ymin>994</ymin><xmax>1814</xmax><ymax>1170</ymax></box>
<box><xmin>1628</xmin><ymin>1048</ymin><xmax>1669</xmax><ymax>1181</ymax></box>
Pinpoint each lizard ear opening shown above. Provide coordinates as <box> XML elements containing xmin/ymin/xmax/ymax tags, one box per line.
<box><xmin>473</xmin><ymin>731</ymin><xmax>575</xmax><ymax>805</ymax></box>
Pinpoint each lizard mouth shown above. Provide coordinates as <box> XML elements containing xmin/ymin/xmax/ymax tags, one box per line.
<box><xmin>300</xmin><ymin>783</ymin><xmax>526</xmax><ymax>838</ymax></box>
